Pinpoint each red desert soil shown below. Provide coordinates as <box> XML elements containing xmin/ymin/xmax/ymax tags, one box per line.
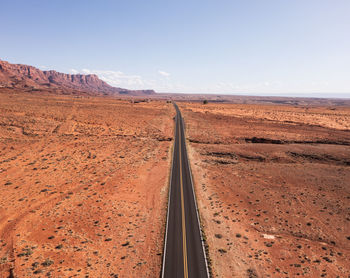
<box><xmin>0</xmin><ymin>89</ymin><xmax>174</xmax><ymax>277</ymax></box>
<box><xmin>179</xmin><ymin>102</ymin><xmax>350</xmax><ymax>278</ymax></box>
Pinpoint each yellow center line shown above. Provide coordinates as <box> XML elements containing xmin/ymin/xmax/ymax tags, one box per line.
<box><xmin>179</xmin><ymin>117</ymin><xmax>189</xmax><ymax>278</ymax></box>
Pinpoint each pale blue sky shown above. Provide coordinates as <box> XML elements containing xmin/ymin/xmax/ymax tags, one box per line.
<box><xmin>1</xmin><ymin>0</ymin><xmax>350</xmax><ymax>97</ymax></box>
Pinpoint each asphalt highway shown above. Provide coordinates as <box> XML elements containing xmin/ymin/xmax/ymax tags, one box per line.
<box><xmin>162</xmin><ymin>103</ymin><xmax>209</xmax><ymax>278</ymax></box>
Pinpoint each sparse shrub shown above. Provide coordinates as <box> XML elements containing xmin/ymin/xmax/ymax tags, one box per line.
<box><xmin>17</xmin><ymin>248</ymin><xmax>33</xmax><ymax>257</ymax></box>
<box><xmin>121</xmin><ymin>241</ymin><xmax>129</xmax><ymax>246</ymax></box>
<box><xmin>0</xmin><ymin>256</ymin><xmax>8</xmax><ymax>264</ymax></box>
<box><xmin>42</xmin><ymin>258</ymin><xmax>54</xmax><ymax>266</ymax></box>
<box><xmin>247</xmin><ymin>268</ymin><xmax>258</xmax><ymax>278</ymax></box>
<box><xmin>55</xmin><ymin>244</ymin><xmax>63</xmax><ymax>249</ymax></box>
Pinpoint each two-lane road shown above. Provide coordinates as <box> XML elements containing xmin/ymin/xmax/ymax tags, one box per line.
<box><xmin>162</xmin><ymin>103</ymin><xmax>209</xmax><ymax>278</ymax></box>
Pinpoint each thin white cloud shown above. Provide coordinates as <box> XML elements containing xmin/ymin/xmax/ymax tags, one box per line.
<box><xmin>70</xmin><ymin>68</ymin><xmax>153</xmax><ymax>89</ymax></box>
<box><xmin>68</xmin><ymin>68</ymin><xmax>185</xmax><ymax>91</ymax></box>
<box><xmin>66</xmin><ymin>69</ymin><xmax>300</xmax><ymax>94</ymax></box>
<box><xmin>65</xmin><ymin>69</ymin><xmax>348</xmax><ymax>96</ymax></box>
<box><xmin>70</xmin><ymin>69</ymin><xmax>79</xmax><ymax>74</ymax></box>
<box><xmin>69</xmin><ymin>69</ymin><xmax>320</xmax><ymax>95</ymax></box>
<box><xmin>158</xmin><ymin>70</ymin><xmax>170</xmax><ymax>77</ymax></box>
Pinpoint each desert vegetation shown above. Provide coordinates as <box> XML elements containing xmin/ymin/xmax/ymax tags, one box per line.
<box><xmin>180</xmin><ymin>102</ymin><xmax>350</xmax><ymax>277</ymax></box>
<box><xmin>0</xmin><ymin>89</ymin><xmax>174</xmax><ymax>277</ymax></box>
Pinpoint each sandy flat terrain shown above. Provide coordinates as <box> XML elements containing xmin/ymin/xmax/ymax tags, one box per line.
<box><xmin>179</xmin><ymin>102</ymin><xmax>350</xmax><ymax>278</ymax></box>
<box><xmin>0</xmin><ymin>90</ymin><xmax>174</xmax><ymax>277</ymax></box>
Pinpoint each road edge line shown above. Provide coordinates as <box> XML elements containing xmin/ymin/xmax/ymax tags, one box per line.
<box><xmin>181</xmin><ymin>116</ymin><xmax>211</xmax><ymax>278</ymax></box>
<box><xmin>161</xmin><ymin>110</ymin><xmax>177</xmax><ymax>278</ymax></box>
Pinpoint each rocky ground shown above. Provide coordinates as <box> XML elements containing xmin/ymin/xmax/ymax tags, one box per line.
<box><xmin>0</xmin><ymin>89</ymin><xmax>174</xmax><ymax>277</ymax></box>
<box><xmin>179</xmin><ymin>102</ymin><xmax>350</xmax><ymax>278</ymax></box>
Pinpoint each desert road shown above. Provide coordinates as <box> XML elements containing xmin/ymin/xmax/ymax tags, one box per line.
<box><xmin>162</xmin><ymin>103</ymin><xmax>209</xmax><ymax>278</ymax></box>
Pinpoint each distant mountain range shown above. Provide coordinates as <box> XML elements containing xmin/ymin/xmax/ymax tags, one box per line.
<box><xmin>0</xmin><ymin>60</ymin><xmax>155</xmax><ymax>96</ymax></box>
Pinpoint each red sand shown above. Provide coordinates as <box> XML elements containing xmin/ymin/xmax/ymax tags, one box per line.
<box><xmin>180</xmin><ymin>102</ymin><xmax>350</xmax><ymax>277</ymax></box>
<box><xmin>0</xmin><ymin>90</ymin><xmax>174</xmax><ymax>277</ymax></box>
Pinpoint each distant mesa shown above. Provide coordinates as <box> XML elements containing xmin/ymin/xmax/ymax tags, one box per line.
<box><xmin>0</xmin><ymin>60</ymin><xmax>155</xmax><ymax>96</ymax></box>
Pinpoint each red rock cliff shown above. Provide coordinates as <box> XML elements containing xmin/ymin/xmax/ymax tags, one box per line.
<box><xmin>0</xmin><ymin>60</ymin><xmax>155</xmax><ymax>95</ymax></box>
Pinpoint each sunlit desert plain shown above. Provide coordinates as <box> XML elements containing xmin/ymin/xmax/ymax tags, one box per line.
<box><xmin>0</xmin><ymin>89</ymin><xmax>174</xmax><ymax>277</ymax></box>
<box><xmin>1</xmin><ymin>88</ymin><xmax>350</xmax><ymax>278</ymax></box>
<box><xmin>179</xmin><ymin>102</ymin><xmax>350</xmax><ymax>277</ymax></box>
